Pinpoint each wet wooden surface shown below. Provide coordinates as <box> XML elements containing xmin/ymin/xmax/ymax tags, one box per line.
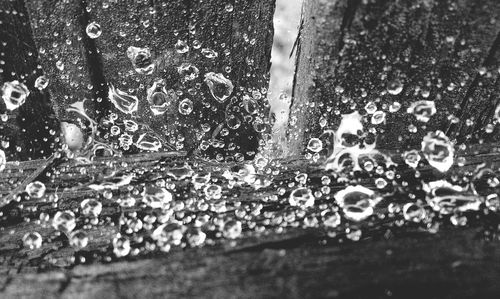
<box><xmin>0</xmin><ymin>0</ymin><xmax>59</xmax><ymax>161</ymax></box>
<box><xmin>24</xmin><ymin>0</ymin><xmax>275</xmax><ymax>158</ymax></box>
<box><xmin>288</xmin><ymin>0</ymin><xmax>500</xmax><ymax>155</ymax></box>
<box><xmin>0</xmin><ymin>143</ymin><xmax>499</xmax><ymax>298</ymax></box>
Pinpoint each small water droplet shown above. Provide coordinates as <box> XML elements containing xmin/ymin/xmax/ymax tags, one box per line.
<box><xmin>86</xmin><ymin>21</ymin><xmax>102</xmax><ymax>39</ymax></box>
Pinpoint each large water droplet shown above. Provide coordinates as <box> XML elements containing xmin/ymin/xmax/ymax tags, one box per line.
<box><xmin>289</xmin><ymin>187</ymin><xmax>315</xmax><ymax>208</ymax></box>
<box><xmin>52</xmin><ymin>211</ymin><xmax>76</xmax><ymax>233</ymax></box>
<box><xmin>2</xmin><ymin>80</ymin><xmax>29</xmax><ymax>110</ymax></box>
<box><xmin>22</xmin><ymin>232</ymin><xmax>42</xmax><ymax>249</ymax></box>
<box><xmin>204</xmin><ymin>72</ymin><xmax>234</xmax><ymax>103</ymax></box>
<box><xmin>86</xmin><ymin>21</ymin><xmax>102</xmax><ymax>39</ymax></box>
<box><xmin>108</xmin><ymin>84</ymin><xmax>139</xmax><ymax>114</ymax></box>
<box><xmin>34</xmin><ymin>75</ymin><xmax>49</xmax><ymax>90</ymax></box>
<box><xmin>126</xmin><ymin>46</ymin><xmax>154</xmax><ymax>75</ymax></box>
<box><xmin>407</xmin><ymin>100</ymin><xmax>436</xmax><ymax>122</ymax></box>
<box><xmin>25</xmin><ymin>181</ymin><xmax>46</xmax><ymax>199</ymax></box>
<box><xmin>421</xmin><ymin>130</ymin><xmax>454</xmax><ymax>172</ymax></box>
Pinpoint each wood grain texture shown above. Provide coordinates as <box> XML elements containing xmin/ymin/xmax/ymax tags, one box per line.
<box><xmin>0</xmin><ymin>143</ymin><xmax>499</xmax><ymax>298</ymax></box>
<box><xmin>288</xmin><ymin>0</ymin><xmax>500</xmax><ymax>156</ymax></box>
<box><xmin>0</xmin><ymin>0</ymin><xmax>60</xmax><ymax>161</ymax></box>
<box><xmin>25</xmin><ymin>0</ymin><xmax>275</xmax><ymax>158</ymax></box>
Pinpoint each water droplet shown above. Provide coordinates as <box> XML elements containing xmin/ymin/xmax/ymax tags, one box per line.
<box><xmin>334</xmin><ymin>185</ymin><xmax>379</xmax><ymax>221</ymax></box>
<box><xmin>204</xmin><ymin>72</ymin><xmax>234</xmax><ymax>103</ymax></box>
<box><xmin>126</xmin><ymin>46</ymin><xmax>154</xmax><ymax>75</ymax></box>
<box><xmin>403</xmin><ymin>150</ymin><xmax>421</xmax><ymax>168</ymax></box>
<box><xmin>147</xmin><ymin>79</ymin><xmax>175</xmax><ymax>115</ymax></box>
<box><xmin>177</xmin><ymin>63</ymin><xmax>200</xmax><ymax>81</ymax></box>
<box><xmin>423</xmin><ymin>180</ymin><xmax>481</xmax><ymax>214</ymax></box>
<box><xmin>201</xmin><ymin>48</ymin><xmax>218</xmax><ymax>59</ymax></box>
<box><xmin>402</xmin><ymin>203</ymin><xmax>426</xmax><ymax>222</ymax></box>
<box><xmin>80</xmin><ymin>198</ymin><xmax>102</xmax><ymax>217</ymax></box>
<box><xmin>108</xmin><ymin>84</ymin><xmax>139</xmax><ymax>114</ymax></box>
<box><xmin>70</xmin><ymin>230</ymin><xmax>89</xmax><ymax>248</ymax></box>
<box><xmin>142</xmin><ymin>185</ymin><xmax>172</xmax><ymax>209</ymax></box>
<box><xmin>113</xmin><ymin>235</ymin><xmax>131</xmax><ymax>257</ymax></box>
<box><xmin>179</xmin><ymin>98</ymin><xmax>193</xmax><ymax>115</ymax></box>
<box><xmin>421</xmin><ymin>131</ymin><xmax>454</xmax><ymax>172</ymax></box>
<box><xmin>136</xmin><ymin>133</ymin><xmax>162</xmax><ymax>151</ymax></box>
<box><xmin>407</xmin><ymin>100</ymin><xmax>436</xmax><ymax>122</ymax></box>
<box><xmin>289</xmin><ymin>187</ymin><xmax>315</xmax><ymax>208</ymax></box>
<box><xmin>389</xmin><ymin>101</ymin><xmax>401</xmax><ymax>113</ymax></box>
<box><xmin>2</xmin><ymin>80</ymin><xmax>29</xmax><ymax>110</ymax></box>
<box><xmin>175</xmin><ymin>40</ymin><xmax>189</xmax><ymax>54</ymax></box>
<box><xmin>307</xmin><ymin>138</ymin><xmax>323</xmax><ymax>153</ymax></box>
<box><xmin>152</xmin><ymin>222</ymin><xmax>184</xmax><ymax>249</ymax></box>
<box><xmin>371</xmin><ymin>111</ymin><xmax>386</xmax><ymax>125</ymax></box>
<box><xmin>22</xmin><ymin>232</ymin><xmax>42</xmax><ymax>249</ymax></box>
<box><xmin>25</xmin><ymin>181</ymin><xmax>46</xmax><ymax>198</ymax></box>
<box><xmin>52</xmin><ymin>210</ymin><xmax>76</xmax><ymax>233</ymax></box>
<box><xmin>387</xmin><ymin>79</ymin><xmax>403</xmax><ymax>95</ymax></box>
<box><xmin>321</xmin><ymin>210</ymin><xmax>341</xmax><ymax>228</ymax></box>
<box><xmin>34</xmin><ymin>75</ymin><xmax>49</xmax><ymax>90</ymax></box>
<box><xmin>86</xmin><ymin>21</ymin><xmax>102</xmax><ymax>39</ymax></box>
<box><xmin>222</xmin><ymin>220</ymin><xmax>242</xmax><ymax>239</ymax></box>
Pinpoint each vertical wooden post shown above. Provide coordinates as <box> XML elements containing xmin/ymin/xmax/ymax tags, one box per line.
<box><xmin>289</xmin><ymin>0</ymin><xmax>500</xmax><ymax>156</ymax></box>
<box><xmin>0</xmin><ymin>0</ymin><xmax>59</xmax><ymax>160</ymax></box>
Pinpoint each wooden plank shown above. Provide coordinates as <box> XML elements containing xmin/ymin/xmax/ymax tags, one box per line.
<box><xmin>25</xmin><ymin>0</ymin><xmax>110</xmax><ymax>123</ymax></box>
<box><xmin>86</xmin><ymin>0</ymin><xmax>275</xmax><ymax>158</ymax></box>
<box><xmin>0</xmin><ymin>143</ymin><xmax>498</xmax><ymax>297</ymax></box>
<box><xmin>0</xmin><ymin>0</ymin><xmax>59</xmax><ymax>161</ymax></box>
<box><xmin>288</xmin><ymin>0</ymin><xmax>500</xmax><ymax>155</ymax></box>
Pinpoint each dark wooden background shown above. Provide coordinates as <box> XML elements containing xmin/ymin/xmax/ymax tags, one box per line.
<box><xmin>1</xmin><ymin>0</ymin><xmax>500</xmax><ymax>298</ymax></box>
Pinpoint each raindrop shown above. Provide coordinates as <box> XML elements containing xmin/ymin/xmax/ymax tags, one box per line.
<box><xmin>22</xmin><ymin>232</ymin><xmax>42</xmax><ymax>249</ymax></box>
<box><xmin>2</xmin><ymin>80</ymin><xmax>29</xmax><ymax>110</ymax></box>
<box><xmin>86</xmin><ymin>21</ymin><xmax>102</xmax><ymax>39</ymax></box>
<box><xmin>108</xmin><ymin>84</ymin><xmax>139</xmax><ymax>114</ymax></box>
<box><xmin>407</xmin><ymin>101</ymin><xmax>436</xmax><ymax>122</ymax></box>
<box><xmin>201</xmin><ymin>48</ymin><xmax>218</xmax><ymax>59</ymax></box>
<box><xmin>25</xmin><ymin>181</ymin><xmax>46</xmax><ymax>198</ymax></box>
<box><xmin>204</xmin><ymin>72</ymin><xmax>234</xmax><ymax>103</ymax></box>
<box><xmin>80</xmin><ymin>198</ymin><xmax>103</xmax><ymax>217</ymax></box>
<box><xmin>371</xmin><ymin>111</ymin><xmax>386</xmax><ymax>125</ymax></box>
<box><xmin>142</xmin><ymin>185</ymin><xmax>172</xmax><ymax>209</ymax></box>
<box><xmin>126</xmin><ymin>46</ymin><xmax>154</xmax><ymax>75</ymax></box>
<box><xmin>70</xmin><ymin>230</ymin><xmax>89</xmax><ymax>248</ymax></box>
<box><xmin>147</xmin><ymin>79</ymin><xmax>174</xmax><ymax>115</ymax></box>
<box><xmin>222</xmin><ymin>220</ymin><xmax>242</xmax><ymax>239</ymax></box>
<box><xmin>136</xmin><ymin>133</ymin><xmax>162</xmax><ymax>151</ymax></box>
<box><xmin>177</xmin><ymin>63</ymin><xmax>200</xmax><ymax>81</ymax></box>
<box><xmin>387</xmin><ymin>79</ymin><xmax>403</xmax><ymax>95</ymax></box>
<box><xmin>403</xmin><ymin>150</ymin><xmax>421</xmax><ymax>168</ymax></box>
<box><xmin>175</xmin><ymin>40</ymin><xmax>189</xmax><ymax>53</ymax></box>
<box><xmin>34</xmin><ymin>75</ymin><xmax>49</xmax><ymax>90</ymax></box>
<box><xmin>52</xmin><ymin>210</ymin><xmax>77</xmax><ymax>233</ymax></box>
<box><xmin>307</xmin><ymin>138</ymin><xmax>323</xmax><ymax>153</ymax></box>
<box><xmin>334</xmin><ymin>185</ymin><xmax>379</xmax><ymax>221</ymax></box>
<box><xmin>421</xmin><ymin>131</ymin><xmax>454</xmax><ymax>173</ymax></box>
<box><xmin>179</xmin><ymin>98</ymin><xmax>193</xmax><ymax>115</ymax></box>
<box><xmin>289</xmin><ymin>187</ymin><xmax>315</xmax><ymax>208</ymax></box>
<box><xmin>113</xmin><ymin>235</ymin><xmax>131</xmax><ymax>257</ymax></box>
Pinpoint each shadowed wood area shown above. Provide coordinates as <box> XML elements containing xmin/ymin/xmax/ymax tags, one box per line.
<box><xmin>0</xmin><ymin>0</ymin><xmax>59</xmax><ymax>161</ymax></box>
<box><xmin>0</xmin><ymin>143</ymin><xmax>499</xmax><ymax>298</ymax></box>
<box><xmin>288</xmin><ymin>0</ymin><xmax>500</xmax><ymax>155</ymax></box>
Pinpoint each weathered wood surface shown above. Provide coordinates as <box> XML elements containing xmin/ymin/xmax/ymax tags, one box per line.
<box><xmin>288</xmin><ymin>0</ymin><xmax>500</xmax><ymax>155</ymax></box>
<box><xmin>22</xmin><ymin>0</ymin><xmax>275</xmax><ymax>159</ymax></box>
<box><xmin>0</xmin><ymin>0</ymin><xmax>60</xmax><ymax>161</ymax></box>
<box><xmin>0</xmin><ymin>143</ymin><xmax>499</xmax><ymax>298</ymax></box>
